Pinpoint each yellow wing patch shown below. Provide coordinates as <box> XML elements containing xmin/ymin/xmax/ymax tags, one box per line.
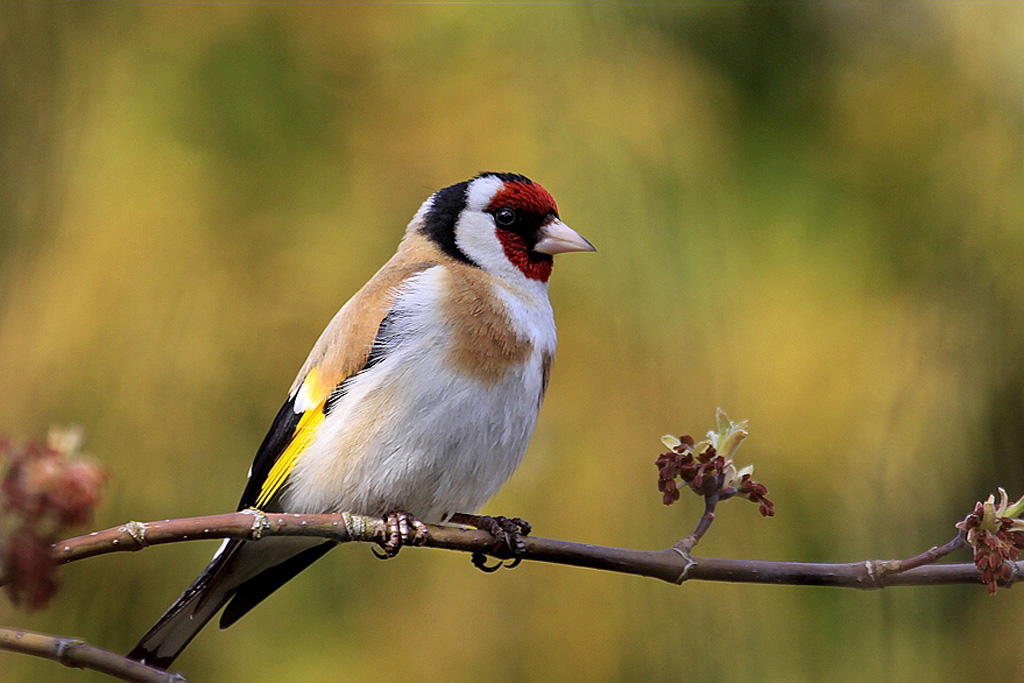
<box><xmin>255</xmin><ymin>367</ymin><xmax>329</xmax><ymax>508</ymax></box>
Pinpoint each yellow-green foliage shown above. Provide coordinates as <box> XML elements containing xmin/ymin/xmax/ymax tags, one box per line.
<box><xmin>1</xmin><ymin>5</ymin><xmax>1023</xmax><ymax>681</ymax></box>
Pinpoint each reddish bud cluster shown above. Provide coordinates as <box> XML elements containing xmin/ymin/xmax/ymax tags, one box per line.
<box><xmin>657</xmin><ymin>435</ymin><xmax>723</xmax><ymax>504</ymax></box>
<box><xmin>656</xmin><ymin>435</ymin><xmax>774</xmax><ymax>516</ymax></box>
<box><xmin>1</xmin><ymin>429</ymin><xmax>106</xmax><ymax>610</ymax></box>
<box><xmin>737</xmin><ymin>475</ymin><xmax>775</xmax><ymax>517</ymax></box>
<box><xmin>958</xmin><ymin>502</ymin><xmax>1024</xmax><ymax>595</ymax></box>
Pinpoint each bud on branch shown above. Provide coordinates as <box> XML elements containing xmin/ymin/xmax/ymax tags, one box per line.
<box><xmin>657</xmin><ymin>409</ymin><xmax>774</xmax><ymax>517</ymax></box>
<box><xmin>0</xmin><ymin>427</ymin><xmax>107</xmax><ymax>609</ymax></box>
<box><xmin>956</xmin><ymin>487</ymin><xmax>1024</xmax><ymax>594</ymax></box>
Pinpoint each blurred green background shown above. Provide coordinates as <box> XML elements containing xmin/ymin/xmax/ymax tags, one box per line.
<box><xmin>2</xmin><ymin>4</ymin><xmax>1023</xmax><ymax>681</ymax></box>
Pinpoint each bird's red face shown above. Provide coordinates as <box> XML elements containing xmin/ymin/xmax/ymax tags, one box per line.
<box><xmin>486</xmin><ymin>180</ymin><xmax>561</xmax><ymax>282</ymax></box>
<box><xmin>419</xmin><ymin>172</ymin><xmax>594</xmax><ymax>283</ymax></box>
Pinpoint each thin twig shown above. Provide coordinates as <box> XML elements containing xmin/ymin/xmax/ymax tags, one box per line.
<box><xmin>0</xmin><ymin>627</ymin><xmax>187</xmax><ymax>683</ymax></box>
<box><xmin>674</xmin><ymin>492</ymin><xmax>719</xmax><ymax>555</ymax></box>
<box><xmin>896</xmin><ymin>532</ymin><xmax>967</xmax><ymax>573</ymax></box>
<box><xmin>36</xmin><ymin>511</ymin><xmax>1015</xmax><ymax>590</ymax></box>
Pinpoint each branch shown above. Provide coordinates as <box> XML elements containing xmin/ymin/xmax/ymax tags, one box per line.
<box><xmin>7</xmin><ymin>399</ymin><xmax>1019</xmax><ymax>683</ymax></box>
<box><xmin>0</xmin><ymin>627</ymin><xmax>187</xmax><ymax>683</ymax></box>
<box><xmin>39</xmin><ymin>511</ymin><xmax>1010</xmax><ymax>589</ymax></box>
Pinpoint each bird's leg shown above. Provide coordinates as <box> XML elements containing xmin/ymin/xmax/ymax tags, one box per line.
<box><xmin>374</xmin><ymin>510</ymin><xmax>429</xmax><ymax>559</ymax></box>
<box><xmin>448</xmin><ymin>513</ymin><xmax>532</xmax><ymax>572</ymax></box>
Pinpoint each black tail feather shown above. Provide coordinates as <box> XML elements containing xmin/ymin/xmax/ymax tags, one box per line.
<box><xmin>220</xmin><ymin>541</ymin><xmax>335</xmax><ymax>629</ymax></box>
<box><xmin>128</xmin><ymin>536</ymin><xmax>335</xmax><ymax>668</ymax></box>
<box><xmin>127</xmin><ymin>540</ymin><xmax>243</xmax><ymax>668</ymax></box>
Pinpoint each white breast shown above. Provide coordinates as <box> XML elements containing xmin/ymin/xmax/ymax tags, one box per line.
<box><xmin>282</xmin><ymin>266</ymin><xmax>556</xmax><ymax>522</ymax></box>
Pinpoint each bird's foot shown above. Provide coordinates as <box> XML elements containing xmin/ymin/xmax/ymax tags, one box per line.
<box><xmin>373</xmin><ymin>510</ymin><xmax>429</xmax><ymax>559</ymax></box>
<box><xmin>449</xmin><ymin>513</ymin><xmax>532</xmax><ymax>573</ymax></box>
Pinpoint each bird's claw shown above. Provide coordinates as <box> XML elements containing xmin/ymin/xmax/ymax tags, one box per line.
<box><xmin>472</xmin><ymin>552</ymin><xmax>504</xmax><ymax>572</ymax></box>
<box><xmin>374</xmin><ymin>510</ymin><xmax>428</xmax><ymax>559</ymax></box>
<box><xmin>489</xmin><ymin>515</ymin><xmax>531</xmax><ymax>557</ymax></box>
<box><xmin>456</xmin><ymin>514</ymin><xmax>531</xmax><ymax>572</ymax></box>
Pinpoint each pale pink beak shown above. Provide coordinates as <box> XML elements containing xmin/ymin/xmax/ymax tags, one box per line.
<box><xmin>533</xmin><ymin>219</ymin><xmax>596</xmax><ymax>255</ymax></box>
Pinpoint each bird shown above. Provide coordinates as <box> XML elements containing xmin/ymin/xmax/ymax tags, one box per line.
<box><xmin>127</xmin><ymin>172</ymin><xmax>595</xmax><ymax>668</ymax></box>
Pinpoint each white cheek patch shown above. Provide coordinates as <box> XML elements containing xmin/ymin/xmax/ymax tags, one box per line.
<box><xmin>454</xmin><ymin>176</ymin><xmax>524</xmax><ymax>281</ymax></box>
<box><xmin>454</xmin><ymin>210</ymin><xmax>519</xmax><ymax>279</ymax></box>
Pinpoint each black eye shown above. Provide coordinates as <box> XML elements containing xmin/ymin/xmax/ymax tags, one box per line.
<box><xmin>494</xmin><ymin>208</ymin><xmax>516</xmax><ymax>227</ymax></box>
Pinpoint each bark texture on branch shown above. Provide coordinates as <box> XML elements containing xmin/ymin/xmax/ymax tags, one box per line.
<box><xmin>45</xmin><ymin>511</ymin><xmax>1008</xmax><ymax>589</ymax></box>
<box><xmin>0</xmin><ymin>627</ymin><xmax>187</xmax><ymax>683</ymax></box>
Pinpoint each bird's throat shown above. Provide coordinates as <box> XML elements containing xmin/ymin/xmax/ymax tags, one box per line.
<box><xmin>495</xmin><ymin>229</ymin><xmax>553</xmax><ymax>282</ymax></box>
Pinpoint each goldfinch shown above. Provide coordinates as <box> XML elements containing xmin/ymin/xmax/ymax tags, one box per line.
<box><xmin>128</xmin><ymin>172</ymin><xmax>594</xmax><ymax>668</ymax></box>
